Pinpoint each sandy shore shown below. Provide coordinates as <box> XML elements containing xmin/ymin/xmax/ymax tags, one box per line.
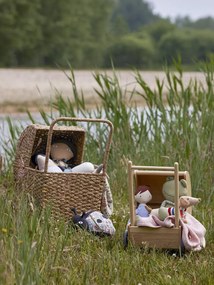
<box><xmin>0</xmin><ymin>68</ymin><xmax>207</xmax><ymax>113</ymax></box>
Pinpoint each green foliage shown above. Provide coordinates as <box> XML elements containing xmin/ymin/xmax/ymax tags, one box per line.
<box><xmin>135</xmin><ymin>61</ymin><xmax>214</xmax><ymax>201</ymax></box>
<box><xmin>0</xmin><ymin>0</ymin><xmax>43</xmax><ymax>66</ymax></box>
<box><xmin>104</xmin><ymin>34</ymin><xmax>155</xmax><ymax>68</ymax></box>
<box><xmin>1</xmin><ymin>62</ymin><xmax>214</xmax><ymax>283</ymax></box>
<box><xmin>1</xmin><ymin>190</ymin><xmax>213</xmax><ymax>284</ymax></box>
<box><xmin>177</xmin><ymin>16</ymin><xmax>214</xmax><ymax>30</ymax></box>
<box><xmin>0</xmin><ymin>0</ymin><xmax>113</xmax><ymax>68</ymax></box>
<box><xmin>111</xmin><ymin>0</ymin><xmax>158</xmax><ymax>31</ymax></box>
<box><xmin>191</xmin><ymin>16</ymin><xmax>214</xmax><ymax>29</ymax></box>
<box><xmin>159</xmin><ymin>29</ymin><xmax>214</xmax><ymax>64</ymax></box>
<box><xmin>144</xmin><ymin>19</ymin><xmax>176</xmax><ymax>44</ymax></box>
<box><xmin>109</xmin><ymin>14</ymin><xmax>130</xmax><ymax>37</ymax></box>
<box><xmin>39</xmin><ymin>0</ymin><xmax>112</xmax><ymax>67</ymax></box>
<box><xmin>0</xmin><ymin>0</ymin><xmax>214</xmax><ymax>68</ymax></box>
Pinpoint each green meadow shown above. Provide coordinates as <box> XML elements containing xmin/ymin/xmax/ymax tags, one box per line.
<box><xmin>0</xmin><ymin>61</ymin><xmax>214</xmax><ymax>284</ymax></box>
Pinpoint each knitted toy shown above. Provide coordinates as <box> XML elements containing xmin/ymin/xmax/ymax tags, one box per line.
<box><xmin>150</xmin><ymin>177</ymin><xmax>189</xmax><ymax>217</ymax></box>
<box><xmin>135</xmin><ymin>185</ymin><xmax>152</xmax><ymax>218</ymax></box>
<box><xmin>71</xmin><ymin>208</ymin><xmax>116</xmax><ymax>236</ymax></box>
<box><xmin>161</xmin><ymin>177</ymin><xmax>188</xmax><ymax>208</ymax></box>
<box><xmin>158</xmin><ymin>196</ymin><xmax>201</xmax><ymax>223</ymax></box>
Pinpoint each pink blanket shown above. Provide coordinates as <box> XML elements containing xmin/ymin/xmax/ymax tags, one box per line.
<box><xmin>179</xmin><ymin>212</ymin><xmax>206</xmax><ymax>251</ymax></box>
<box><xmin>136</xmin><ymin>212</ymin><xmax>206</xmax><ymax>251</ymax></box>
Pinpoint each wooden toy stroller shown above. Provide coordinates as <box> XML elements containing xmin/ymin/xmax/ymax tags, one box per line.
<box><xmin>125</xmin><ymin>161</ymin><xmax>192</xmax><ymax>252</ymax></box>
<box><xmin>13</xmin><ymin>117</ymin><xmax>113</xmax><ymax>220</ymax></box>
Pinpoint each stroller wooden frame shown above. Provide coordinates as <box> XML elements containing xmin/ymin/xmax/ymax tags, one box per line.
<box><xmin>127</xmin><ymin>161</ymin><xmax>192</xmax><ymax>251</ymax></box>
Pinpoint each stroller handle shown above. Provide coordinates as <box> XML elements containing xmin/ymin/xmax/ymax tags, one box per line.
<box><xmin>44</xmin><ymin>117</ymin><xmax>113</xmax><ymax>174</ymax></box>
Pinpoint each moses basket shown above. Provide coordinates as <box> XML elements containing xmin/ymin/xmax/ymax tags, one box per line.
<box><xmin>13</xmin><ymin>117</ymin><xmax>113</xmax><ymax>219</ymax></box>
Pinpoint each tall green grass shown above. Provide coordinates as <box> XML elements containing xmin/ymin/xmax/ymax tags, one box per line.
<box><xmin>1</xmin><ymin>61</ymin><xmax>214</xmax><ymax>284</ymax></box>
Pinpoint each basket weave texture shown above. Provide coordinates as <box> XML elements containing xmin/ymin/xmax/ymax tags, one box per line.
<box><xmin>14</xmin><ymin>117</ymin><xmax>113</xmax><ymax>219</ymax></box>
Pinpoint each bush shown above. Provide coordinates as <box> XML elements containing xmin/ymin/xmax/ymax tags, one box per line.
<box><xmin>104</xmin><ymin>34</ymin><xmax>155</xmax><ymax>68</ymax></box>
<box><xmin>159</xmin><ymin>29</ymin><xmax>214</xmax><ymax>64</ymax></box>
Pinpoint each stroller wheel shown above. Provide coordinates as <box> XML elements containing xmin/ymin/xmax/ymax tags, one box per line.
<box><xmin>123</xmin><ymin>231</ymin><xmax>128</xmax><ymax>249</ymax></box>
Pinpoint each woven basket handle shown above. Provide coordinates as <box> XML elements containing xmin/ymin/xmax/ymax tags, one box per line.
<box><xmin>44</xmin><ymin>117</ymin><xmax>113</xmax><ymax>174</ymax></box>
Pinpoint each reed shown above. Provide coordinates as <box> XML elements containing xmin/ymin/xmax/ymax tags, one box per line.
<box><xmin>1</xmin><ymin>61</ymin><xmax>214</xmax><ymax>284</ymax></box>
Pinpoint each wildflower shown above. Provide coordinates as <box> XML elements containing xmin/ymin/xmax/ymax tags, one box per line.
<box><xmin>1</xmin><ymin>228</ymin><xmax>7</xmax><ymax>234</ymax></box>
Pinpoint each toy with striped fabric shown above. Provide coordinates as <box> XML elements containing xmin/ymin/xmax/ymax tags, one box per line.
<box><xmin>158</xmin><ymin>196</ymin><xmax>201</xmax><ymax>223</ymax></box>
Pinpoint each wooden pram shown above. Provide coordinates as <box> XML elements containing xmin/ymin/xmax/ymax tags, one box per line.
<box><xmin>126</xmin><ymin>161</ymin><xmax>192</xmax><ymax>251</ymax></box>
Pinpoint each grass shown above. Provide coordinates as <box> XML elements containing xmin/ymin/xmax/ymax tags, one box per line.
<box><xmin>1</xmin><ymin>60</ymin><xmax>214</xmax><ymax>284</ymax></box>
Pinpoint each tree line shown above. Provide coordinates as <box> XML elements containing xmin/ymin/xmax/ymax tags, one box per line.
<box><xmin>1</xmin><ymin>0</ymin><xmax>214</xmax><ymax>69</ymax></box>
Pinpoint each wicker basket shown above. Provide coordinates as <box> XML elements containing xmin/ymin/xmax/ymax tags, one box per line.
<box><xmin>13</xmin><ymin>117</ymin><xmax>113</xmax><ymax>219</ymax></box>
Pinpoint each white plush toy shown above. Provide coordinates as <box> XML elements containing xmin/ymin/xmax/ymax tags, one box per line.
<box><xmin>64</xmin><ymin>162</ymin><xmax>95</xmax><ymax>173</ymax></box>
<box><xmin>36</xmin><ymin>154</ymin><xmax>63</xmax><ymax>173</ymax></box>
<box><xmin>36</xmin><ymin>154</ymin><xmax>96</xmax><ymax>173</ymax></box>
<box><xmin>35</xmin><ymin>141</ymin><xmax>97</xmax><ymax>173</ymax></box>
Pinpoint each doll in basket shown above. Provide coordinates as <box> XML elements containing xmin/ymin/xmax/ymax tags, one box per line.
<box><xmin>34</xmin><ymin>139</ymin><xmax>113</xmax><ymax>216</ymax></box>
<box><xmin>35</xmin><ymin>140</ymin><xmax>103</xmax><ymax>174</ymax></box>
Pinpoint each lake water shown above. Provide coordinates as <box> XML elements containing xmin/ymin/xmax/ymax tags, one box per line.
<box><xmin>0</xmin><ymin>112</ymin><xmax>40</xmax><ymax>154</ymax></box>
<box><xmin>0</xmin><ymin>111</ymin><xmax>100</xmax><ymax>155</ymax></box>
<box><xmin>0</xmin><ymin>68</ymin><xmax>207</xmax><ymax>156</ymax></box>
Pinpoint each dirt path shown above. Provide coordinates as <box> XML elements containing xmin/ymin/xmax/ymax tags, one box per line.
<box><xmin>0</xmin><ymin>68</ymin><xmax>206</xmax><ymax>113</ymax></box>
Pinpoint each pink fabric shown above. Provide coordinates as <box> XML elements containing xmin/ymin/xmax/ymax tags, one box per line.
<box><xmin>136</xmin><ymin>214</ymin><xmax>174</xmax><ymax>228</ymax></box>
<box><xmin>136</xmin><ymin>212</ymin><xmax>206</xmax><ymax>251</ymax></box>
<box><xmin>179</xmin><ymin>212</ymin><xmax>206</xmax><ymax>251</ymax></box>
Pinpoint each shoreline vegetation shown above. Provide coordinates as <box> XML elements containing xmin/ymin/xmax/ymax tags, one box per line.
<box><xmin>0</xmin><ymin>62</ymin><xmax>214</xmax><ymax>284</ymax></box>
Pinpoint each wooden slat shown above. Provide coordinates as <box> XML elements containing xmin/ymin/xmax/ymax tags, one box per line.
<box><xmin>131</xmin><ymin>165</ymin><xmax>175</xmax><ymax>171</ymax></box>
<box><xmin>174</xmin><ymin>162</ymin><xmax>180</xmax><ymax>228</ymax></box>
<box><xmin>128</xmin><ymin>161</ymin><xmax>136</xmax><ymax>226</ymax></box>
<box><xmin>128</xmin><ymin>226</ymin><xmax>182</xmax><ymax>249</ymax></box>
<box><xmin>134</xmin><ymin>170</ymin><xmax>187</xmax><ymax>176</ymax></box>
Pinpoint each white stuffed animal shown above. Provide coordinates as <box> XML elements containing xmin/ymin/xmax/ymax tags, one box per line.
<box><xmin>36</xmin><ymin>154</ymin><xmax>62</xmax><ymax>173</ymax></box>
